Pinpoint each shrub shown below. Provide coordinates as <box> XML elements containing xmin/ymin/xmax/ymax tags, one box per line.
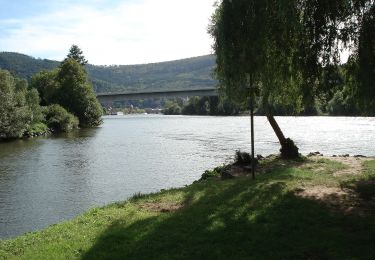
<box><xmin>26</xmin><ymin>122</ymin><xmax>49</xmax><ymax>136</ymax></box>
<box><xmin>234</xmin><ymin>150</ymin><xmax>252</xmax><ymax>165</ymax></box>
<box><xmin>200</xmin><ymin>165</ymin><xmax>228</xmax><ymax>180</ymax></box>
<box><xmin>43</xmin><ymin>104</ymin><xmax>79</xmax><ymax>132</ymax></box>
<box><xmin>162</xmin><ymin>101</ymin><xmax>182</xmax><ymax>115</ymax></box>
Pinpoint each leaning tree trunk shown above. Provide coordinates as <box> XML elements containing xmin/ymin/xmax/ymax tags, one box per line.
<box><xmin>265</xmin><ymin>112</ymin><xmax>299</xmax><ymax>159</ymax></box>
<box><xmin>261</xmin><ymin>91</ymin><xmax>299</xmax><ymax>159</ymax></box>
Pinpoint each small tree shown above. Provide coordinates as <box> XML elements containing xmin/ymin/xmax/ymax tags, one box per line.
<box><xmin>65</xmin><ymin>44</ymin><xmax>88</xmax><ymax>66</ymax></box>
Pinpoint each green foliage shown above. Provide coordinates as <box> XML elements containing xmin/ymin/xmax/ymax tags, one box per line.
<box><xmin>200</xmin><ymin>165</ymin><xmax>228</xmax><ymax>180</ymax></box>
<box><xmin>30</xmin><ymin>70</ymin><xmax>59</xmax><ymax>105</ymax></box>
<box><xmin>210</xmin><ymin>0</ymin><xmax>374</xmax><ymax>114</ymax></box>
<box><xmin>27</xmin><ymin>122</ymin><xmax>49</xmax><ymax>136</ymax></box>
<box><xmin>56</xmin><ymin>58</ymin><xmax>103</xmax><ymax>127</ymax></box>
<box><xmin>356</xmin><ymin>4</ymin><xmax>375</xmax><ymax>113</ymax></box>
<box><xmin>161</xmin><ymin>96</ymin><xmax>242</xmax><ymax>116</ymax></box>
<box><xmin>181</xmin><ymin>96</ymin><xmax>241</xmax><ymax>116</ymax></box>
<box><xmin>215</xmin><ymin>96</ymin><xmax>242</xmax><ymax>115</ymax></box>
<box><xmin>182</xmin><ymin>96</ymin><xmax>209</xmax><ymax>115</ymax></box>
<box><xmin>88</xmin><ymin>55</ymin><xmax>216</xmax><ymax>93</ymax></box>
<box><xmin>65</xmin><ymin>44</ymin><xmax>88</xmax><ymax>66</ymax></box>
<box><xmin>210</xmin><ymin>0</ymin><xmax>306</xmax><ymax>111</ymax></box>
<box><xmin>30</xmin><ymin>57</ymin><xmax>103</xmax><ymax>127</ymax></box>
<box><xmin>0</xmin><ymin>52</ymin><xmax>58</xmax><ymax>81</ymax></box>
<box><xmin>162</xmin><ymin>101</ymin><xmax>182</xmax><ymax>115</ymax></box>
<box><xmin>326</xmin><ymin>91</ymin><xmax>349</xmax><ymax>115</ymax></box>
<box><xmin>43</xmin><ymin>104</ymin><xmax>79</xmax><ymax>132</ymax></box>
<box><xmin>0</xmin><ymin>70</ymin><xmax>35</xmax><ymax>139</ymax></box>
<box><xmin>26</xmin><ymin>88</ymin><xmax>44</xmax><ymax>124</ymax></box>
<box><xmin>234</xmin><ymin>150</ymin><xmax>252</xmax><ymax>165</ymax></box>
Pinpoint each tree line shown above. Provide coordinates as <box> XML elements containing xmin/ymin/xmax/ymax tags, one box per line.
<box><xmin>162</xmin><ymin>96</ymin><xmax>241</xmax><ymax>116</ymax></box>
<box><xmin>0</xmin><ymin>45</ymin><xmax>102</xmax><ymax>140</ymax></box>
<box><xmin>163</xmin><ymin>61</ymin><xmax>375</xmax><ymax>118</ymax></box>
<box><xmin>0</xmin><ymin>52</ymin><xmax>216</xmax><ymax>94</ymax></box>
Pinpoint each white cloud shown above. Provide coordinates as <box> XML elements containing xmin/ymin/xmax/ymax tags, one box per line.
<box><xmin>0</xmin><ymin>0</ymin><xmax>216</xmax><ymax>65</ymax></box>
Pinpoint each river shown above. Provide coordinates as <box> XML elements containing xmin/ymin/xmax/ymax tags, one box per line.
<box><xmin>0</xmin><ymin>115</ymin><xmax>374</xmax><ymax>239</ymax></box>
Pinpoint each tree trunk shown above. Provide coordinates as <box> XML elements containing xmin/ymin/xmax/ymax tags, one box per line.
<box><xmin>266</xmin><ymin>113</ymin><xmax>286</xmax><ymax>145</ymax></box>
<box><xmin>266</xmin><ymin>112</ymin><xmax>299</xmax><ymax>159</ymax></box>
<box><xmin>261</xmin><ymin>89</ymin><xmax>299</xmax><ymax>158</ymax></box>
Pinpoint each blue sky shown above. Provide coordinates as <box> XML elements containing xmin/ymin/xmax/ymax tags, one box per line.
<box><xmin>0</xmin><ymin>0</ymin><xmax>216</xmax><ymax>65</ymax></box>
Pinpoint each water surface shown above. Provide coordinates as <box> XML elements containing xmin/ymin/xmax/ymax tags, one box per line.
<box><xmin>0</xmin><ymin>115</ymin><xmax>374</xmax><ymax>238</ymax></box>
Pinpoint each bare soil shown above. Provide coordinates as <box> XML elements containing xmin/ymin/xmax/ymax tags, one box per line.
<box><xmin>295</xmin><ymin>156</ymin><xmax>374</xmax><ymax>215</ymax></box>
<box><xmin>329</xmin><ymin>156</ymin><xmax>372</xmax><ymax>176</ymax></box>
<box><xmin>138</xmin><ymin>202</ymin><xmax>183</xmax><ymax>213</ymax></box>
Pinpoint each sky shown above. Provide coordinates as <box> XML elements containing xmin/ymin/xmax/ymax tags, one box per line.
<box><xmin>0</xmin><ymin>0</ymin><xmax>217</xmax><ymax>65</ymax></box>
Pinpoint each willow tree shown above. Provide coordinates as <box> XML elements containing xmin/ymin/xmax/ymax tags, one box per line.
<box><xmin>209</xmin><ymin>0</ymin><xmax>373</xmax><ymax>158</ymax></box>
<box><xmin>356</xmin><ymin>3</ymin><xmax>375</xmax><ymax>113</ymax></box>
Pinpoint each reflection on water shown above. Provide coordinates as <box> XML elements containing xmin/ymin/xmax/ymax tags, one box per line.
<box><xmin>0</xmin><ymin>115</ymin><xmax>374</xmax><ymax>238</ymax></box>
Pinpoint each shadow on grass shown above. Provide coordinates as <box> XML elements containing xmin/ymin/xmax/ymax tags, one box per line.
<box><xmin>82</xmin><ymin>171</ymin><xmax>375</xmax><ymax>259</ymax></box>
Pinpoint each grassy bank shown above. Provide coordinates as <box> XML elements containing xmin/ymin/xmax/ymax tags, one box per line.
<box><xmin>1</xmin><ymin>157</ymin><xmax>374</xmax><ymax>259</ymax></box>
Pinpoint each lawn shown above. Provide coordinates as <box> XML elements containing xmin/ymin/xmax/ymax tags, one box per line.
<box><xmin>1</xmin><ymin>156</ymin><xmax>374</xmax><ymax>259</ymax></box>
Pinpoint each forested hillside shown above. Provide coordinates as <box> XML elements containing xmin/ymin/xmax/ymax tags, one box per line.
<box><xmin>0</xmin><ymin>52</ymin><xmax>216</xmax><ymax>93</ymax></box>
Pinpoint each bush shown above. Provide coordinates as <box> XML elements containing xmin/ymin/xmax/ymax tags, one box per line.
<box><xmin>234</xmin><ymin>150</ymin><xmax>252</xmax><ymax>165</ymax></box>
<box><xmin>200</xmin><ymin>165</ymin><xmax>229</xmax><ymax>180</ymax></box>
<box><xmin>43</xmin><ymin>104</ymin><xmax>79</xmax><ymax>132</ymax></box>
<box><xmin>26</xmin><ymin>122</ymin><xmax>49</xmax><ymax>136</ymax></box>
<box><xmin>162</xmin><ymin>100</ymin><xmax>182</xmax><ymax>115</ymax></box>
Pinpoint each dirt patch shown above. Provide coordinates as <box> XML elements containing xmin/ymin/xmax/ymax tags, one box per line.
<box><xmin>295</xmin><ymin>185</ymin><xmax>374</xmax><ymax>215</ymax></box>
<box><xmin>309</xmin><ymin>155</ymin><xmax>372</xmax><ymax>176</ymax></box>
<box><xmin>138</xmin><ymin>202</ymin><xmax>183</xmax><ymax>213</ymax></box>
<box><xmin>330</xmin><ymin>156</ymin><xmax>371</xmax><ymax>176</ymax></box>
<box><xmin>296</xmin><ymin>186</ymin><xmax>353</xmax><ymax>201</ymax></box>
<box><xmin>227</xmin><ymin>165</ymin><xmax>252</xmax><ymax>177</ymax></box>
<box><xmin>298</xmin><ymin>163</ymin><xmax>327</xmax><ymax>173</ymax></box>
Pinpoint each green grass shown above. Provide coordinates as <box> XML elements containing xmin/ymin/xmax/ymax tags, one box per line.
<box><xmin>1</xmin><ymin>158</ymin><xmax>374</xmax><ymax>259</ymax></box>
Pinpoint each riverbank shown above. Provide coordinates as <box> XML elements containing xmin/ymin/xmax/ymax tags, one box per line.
<box><xmin>0</xmin><ymin>155</ymin><xmax>374</xmax><ymax>259</ymax></box>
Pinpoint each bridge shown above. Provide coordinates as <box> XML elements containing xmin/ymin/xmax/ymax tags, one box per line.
<box><xmin>96</xmin><ymin>88</ymin><xmax>218</xmax><ymax>105</ymax></box>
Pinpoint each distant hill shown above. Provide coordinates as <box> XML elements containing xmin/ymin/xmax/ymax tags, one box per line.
<box><xmin>0</xmin><ymin>52</ymin><xmax>217</xmax><ymax>93</ymax></box>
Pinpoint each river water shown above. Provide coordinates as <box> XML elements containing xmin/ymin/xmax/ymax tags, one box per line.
<box><xmin>0</xmin><ymin>115</ymin><xmax>374</xmax><ymax>239</ymax></box>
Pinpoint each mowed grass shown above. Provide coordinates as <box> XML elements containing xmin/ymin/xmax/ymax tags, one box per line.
<box><xmin>0</xmin><ymin>158</ymin><xmax>374</xmax><ymax>259</ymax></box>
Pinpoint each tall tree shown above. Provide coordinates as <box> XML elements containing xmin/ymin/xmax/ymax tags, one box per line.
<box><xmin>30</xmin><ymin>70</ymin><xmax>59</xmax><ymax>105</ymax></box>
<box><xmin>0</xmin><ymin>70</ymin><xmax>34</xmax><ymax>138</ymax></box>
<box><xmin>356</xmin><ymin>3</ymin><xmax>375</xmax><ymax>113</ymax></box>
<box><xmin>209</xmin><ymin>0</ymin><xmax>373</xmax><ymax>158</ymax></box>
<box><xmin>57</xmin><ymin>58</ymin><xmax>102</xmax><ymax>127</ymax></box>
<box><xmin>66</xmin><ymin>44</ymin><xmax>88</xmax><ymax>66</ymax></box>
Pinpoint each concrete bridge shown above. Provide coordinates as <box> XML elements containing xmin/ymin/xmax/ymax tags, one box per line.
<box><xmin>96</xmin><ymin>88</ymin><xmax>218</xmax><ymax>105</ymax></box>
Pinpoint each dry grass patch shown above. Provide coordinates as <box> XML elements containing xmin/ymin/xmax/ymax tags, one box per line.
<box><xmin>138</xmin><ymin>202</ymin><xmax>183</xmax><ymax>213</ymax></box>
<box><xmin>294</xmin><ymin>157</ymin><xmax>375</xmax><ymax>216</ymax></box>
<box><xmin>294</xmin><ymin>185</ymin><xmax>363</xmax><ymax>215</ymax></box>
